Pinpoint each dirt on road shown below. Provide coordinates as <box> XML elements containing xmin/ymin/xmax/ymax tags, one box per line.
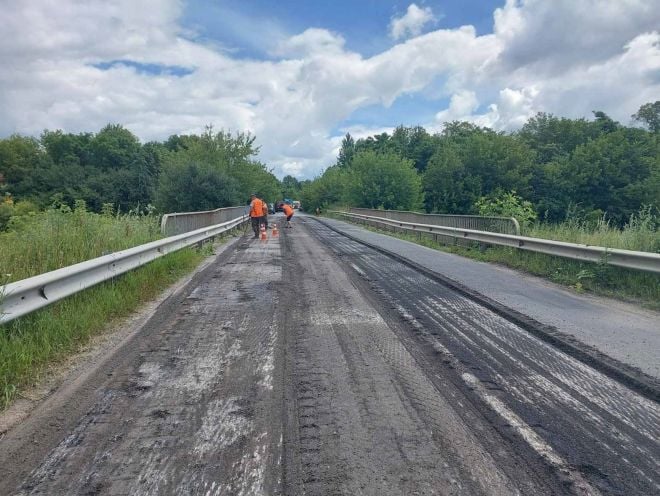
<box><xmin>1</xmin><ymin>217</ymin><xmax>656</xmax><ymax>495</ymax></box>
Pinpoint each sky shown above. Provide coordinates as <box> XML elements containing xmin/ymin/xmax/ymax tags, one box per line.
<box><xmin>1</xmin><ymin>1</ymin><xmax>659</xmax><ymax>179</ymax></box>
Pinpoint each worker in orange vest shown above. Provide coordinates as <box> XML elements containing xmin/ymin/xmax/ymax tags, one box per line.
<box><xmin>282</xmin><ymin>203</ymin><xmax>294</xmax><ymax>228</ymax></box>
<box><xmin>249</xmin><ymin>193</ymin><xmax>265</xmax><ymax>238</ymax></box>
<box><xmin>261</xmin><ymin>198</ymin><xmax>269</xmax><ymax>230</ymax></box>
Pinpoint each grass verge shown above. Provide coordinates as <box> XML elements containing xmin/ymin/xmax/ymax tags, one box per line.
<box><xmin>329</xmin><ymin>214</ymin><xmax>660</xmax><ymax>310</ymax></box>
<box><xmin>1</xmin><ymin>246</ymin><xmax>206</xmax><ymax>409</ymax></box>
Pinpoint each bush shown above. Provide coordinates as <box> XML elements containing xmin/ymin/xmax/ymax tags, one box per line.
<box><xmin>0</xmin><ymin>199</ymin><xmax>39</xmax><ymax>231</ymax></box>
<box><xmin>475</xmin><ymin>190</ymin><xmax>537</xmax><ymax>228</ymax></box>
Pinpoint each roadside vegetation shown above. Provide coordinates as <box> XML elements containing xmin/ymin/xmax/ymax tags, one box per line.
<box><xmin>302</xmin><ymin>103</ymin><xmax>659</xmax><ymax>230</ymax></box>
<box><xmin>305</xmin><ymin>102</ymin><xmax>659</xmax><ymax>304</ymax></box>
<box><xmin>330</xmin><ymin>205</ymin><xmax>660</xmax><ymax>309</ymax></box>
<box><xmin>0</xmin><ymin>202</ymin><xmax>207</xmax><ymax>409</ymax></box>
<box><xmin>0</xmin><ymin>124</ymin><xmax>281</xmax><ymax>218</ymax></box>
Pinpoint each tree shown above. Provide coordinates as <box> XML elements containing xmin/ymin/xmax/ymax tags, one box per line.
<box><xmin>592</xmin><ymin>111</ymin><xmax>619</xmax><ymax>134</ymax></box>
<box><xmin>423</xmin><ymin>129</ymin><xmax>534</xmax><ymax>214</ymax></box>
<box><xmin>337</xmin><ymin>133</ymin><xmax>355</xmax><ymax>169</ymax></box>
<box><xmin>632</xmin><ymin>101</ymin><xmax>660</xmax><ymax>133</ymax></box>
<box><xmin>301</xmin><ymin>165</ymin><xmax>346</xmax><ymax>212</ymax></box>
<box><xmin>281</xmin><ymin>175</ymin><xmax>301</xmax><ymax>199</ymax></box>
<box><xmin>89</xmin><ymin>124</ymin><xmax>142</xmax><ymax>170</ymax></box>
<box><xmin>155</xmin><ymin>162</ymin><xmax>240</xmax><ymax>213</ymax></box>
<box><xmin>390</xmin><ymin>126</ymin><xmax>436</xmax><ymax>172</ymax></box>
<box><xmin>518</xmin><ymin>112</ymin><xmax>599</xmax><ymax>164</ymax></box>
<box><xmin>0</xmin><ymin>135</ymin><xmax>48</xmax><ymax>202</ymax></box>
<box><xmin>160</xmin><ymin>127</ymin><xmax>279</xmax><ymax>204</ymax></box>
<box><xmin>345</xmin><ymin>150</ymin><xmax>421</xmax><ymax>210</ymax></box>
<box><xmin>422</xmin><ymin>144</ymin><xmax>471</xmax><ymax>213</ymax></box>
<box><xmin>475</xmin><ymin>191</ymin><xmax>537</xmax><ymax>227</ymax></box>
<box><xmin>559</xmin><ymin>128</ymin><xmax>659</xmax><ymax>224</ymax></box>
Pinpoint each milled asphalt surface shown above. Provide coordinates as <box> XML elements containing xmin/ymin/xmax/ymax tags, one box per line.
<box><xmin>319</xmin><ymin>215</ymin><xmax>660</xmax><ymax>379</ymax></box>
<box><xmin>1</xmin><ymin>220</ymin><xmax>575</xmax><ymax>495</ymax></box>
<box><xmin>305</xmin><ymin>218</ymin><xmax>659</xmax><ymax>495</ymax></box>
<box><xmin>2</xmin><ymin>214</ymin><xmax>657</xmax><ymax>495</ymax></box>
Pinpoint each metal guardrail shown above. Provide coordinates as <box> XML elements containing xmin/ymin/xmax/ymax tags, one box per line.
<box><xmin>0</xmin><ymin>215</ymin><xmax>247</xmax><ymax>324</ymax></box>
<box><xmin>332</xmin><ymin>211</ymin><xmax>660</xmax><ymax>274</ymax></box>
<box><xmin>161</xmin><ymin>206</ymin><xmax>247</xmax><ymax>235</ymax></box>
<box><xmin>350</xmin><ymin>207</ymin><xmax>520</xmax><ymax>235</ymax></box>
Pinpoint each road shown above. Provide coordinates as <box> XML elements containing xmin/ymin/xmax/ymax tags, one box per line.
<box><xmin>0</xmin><ymin>215</ymin><xmax>658</xmax><ymax>495</ymax></box>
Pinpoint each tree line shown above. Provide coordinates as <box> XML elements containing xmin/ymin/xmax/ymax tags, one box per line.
<box><xmin>1</xmin><ymin>102</ymin><xmax>658</xmax><ymax>230</ymax></box>
<box><xmin>302</xmin><ymin>102</ymin><xmax>660</xmax><ymax>227</ymax></box>
<box><xmin>0</xmin><ymin>125</ymin><xmax>297</xmax><ymax>228</ymax></box>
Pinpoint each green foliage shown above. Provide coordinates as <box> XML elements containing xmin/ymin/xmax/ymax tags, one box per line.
<box><xmin>0</xmin><ymin>199</ymin><xmax>39</xmax><ymax>231</ymax></box>
<box><xmin>0</xmin><ymin>206</ymin><xmax>162</xmax><ymax>283</ymax></box>
<box><xmin>475</xmin><ymin>191</ymin><xmax>537</xmax><ymax>227</ymax></box>
<box><xmin>389</xmin><ymin>125</ymin><xmax>435</xmax><ymax>172</ymax></box>
<box><xmin>554</xmin><ymin>128</ymin><xmax>659</xmax><ymax>224</ymax></box>
<box><xmin>518</xmin><ymin>112</ymin><xmax>600</xmax><ymax>164</ymax></box>
<box><xmin>155</xmin><ymin>126</ymin><xmax>280</xmax><ymax>211</ymax></box>
<box><xmin>345</xmin><ymin>150</ymin><xmax>422</xmax><ymax>210</ymax></box>
<box><xmin>156</xmin><ymin>162</ymin><xmax>240</xmax><ymax>212</ymax></box>
<box><xmin>301</xmin><ymin>166</ymin><xmax>346</xmax><ymax>212</ymax></box>
<box><xmin>423</xmin><ymin>126</ymin><xmax>534</xmax><ymax>214</ymax></box>
<box><xmin>0</xmin><ymin>123</ymin><xmax>282</xmax><ymax>216</ymax></box>
<box><xmin>632</xmin><ymin>101</ymin><xmax>660</xmax><ymax>133</ymax></box>
<box><xmin>1</xmin><ymin>247</ymin><xmax>203</xmax><ymax>409</ymax></box>
<box><xmin>0</xmin><ymin>135</ymin><xmax>49</xmax><ymax>201</ymax></box>
<box><xmin>281</xmin><ymin>174</ymin><xmax>302</xmax><ymax>199</ymax></box>
<box><xmin>337</xmin><ymin>133</ymin><xmax>355</xmax><ymax>169</ymax></box>
<box><xmin>1</xmin><ymin>101</ymin><xmax>659</xmax><ymax>226</ymax></box>
<box><xmin>304</xmin><ymin>103</ymin><xmax>659</xmax><ymax>227</ymax></box>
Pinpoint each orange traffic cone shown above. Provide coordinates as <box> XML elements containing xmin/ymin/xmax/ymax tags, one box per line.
<box><xmin>272</xmin><ymin>224</ymin><xmax>279</xmax><ymax>237</ymax></box>
<box><xmin>260</xmin><ymin>229</ymin><xmax>268</xmax><ymax>241</ymax></box>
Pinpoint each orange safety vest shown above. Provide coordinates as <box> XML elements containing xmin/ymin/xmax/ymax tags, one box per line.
<box><xmin>250</xmin><ymin>198</ymin><xmax>265</xmax><ymax>217</ymax></box>
<box><xmin>282</xmin><ymin>204</ymin><xmax>294</xmax><ymax>216</ymax></box>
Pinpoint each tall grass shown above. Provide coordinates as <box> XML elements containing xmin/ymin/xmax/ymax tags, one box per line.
<box><xmin>1</xmin><ymin>203</ymin><xmax>207</xmax><ymax>409</ymax></box>
<box><xmin>331</xmin><ymin>207</ymin><xmax>660</xmax><ymax>309</ymax></box>
<box><xmin>0</xmin><ymin>201</ymin><xmax>162</xmax><ymax>283</ymax></box>
<box><xmin>524</xmin><ymin>205</ymin><xmax>659</xmax><ymax>253</ymax></box>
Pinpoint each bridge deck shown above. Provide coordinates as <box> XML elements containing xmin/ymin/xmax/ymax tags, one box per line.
<box><xmin>1</xmin><ymin>215</ymin><xmax>657</xmax><ymax>495</ymax></box>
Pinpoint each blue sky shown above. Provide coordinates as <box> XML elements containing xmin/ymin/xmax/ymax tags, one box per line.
<box><xmin>1</xmin><ymin>1</ymin><xmax>659</xmax><ymax>178</ymax></box>
<box><xmin>180</xmin><ymin>0</ymin><xmax>504</xmax><ymax>141</ymax></box>
<box><xmin>182</xmin><ymin>0</ymin><xmax>504</xmax><ymax>58</ymax></box>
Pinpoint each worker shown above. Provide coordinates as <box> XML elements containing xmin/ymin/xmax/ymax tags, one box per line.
<box><xmin>282</xmin><ymin>202</ymin><xmax>294</xmax><ymax>228</ymax></box>
<box><xmin>261</xmin><ymin>198</ymin><xmax>269</xmax><ymax>230</ymax></box>
<box><xmin>249</xmin><ymin>193</ymin><xmax>265</xmax><ymax>238</ymax></box>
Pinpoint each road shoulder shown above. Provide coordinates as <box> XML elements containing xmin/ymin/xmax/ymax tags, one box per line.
<box><xmin>318</xmin><ymin>216</ymin><xmax>660</xmax><ymax>381</ymax></box>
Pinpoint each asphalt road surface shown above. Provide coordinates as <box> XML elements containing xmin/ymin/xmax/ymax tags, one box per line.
<box><xmin>0</xmin><ymin>215</ymin><xmax>658</xmax><ymax>495</ymax></box>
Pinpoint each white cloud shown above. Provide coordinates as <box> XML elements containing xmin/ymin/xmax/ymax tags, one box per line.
<box><xmin>493</xmin><ymin>0</ymin><xmax>660</xmax><ymax>73</ymax></box>
<box><xmin>274</xmin><ymin>28</ymin><xmax>346</xmax><ymax>58</ymax></box>
<box><xmin>0</xmin><ymin>0</ymin><xmax>658</xmax><ymax>179</ymax></box>
<box><xmin>435</xmin><ymin>90</ymin><xmax>480</xmax><ymax>123</ymax></box>
<box><xmin>434</xmin><ymin>87</ymin><xmax>539</xmax><ymax>131</ymax></box>
<box><xmin>389</xmin><ymin>4</ymin><xmax>436</xmax><ymax>40</ymax></box>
